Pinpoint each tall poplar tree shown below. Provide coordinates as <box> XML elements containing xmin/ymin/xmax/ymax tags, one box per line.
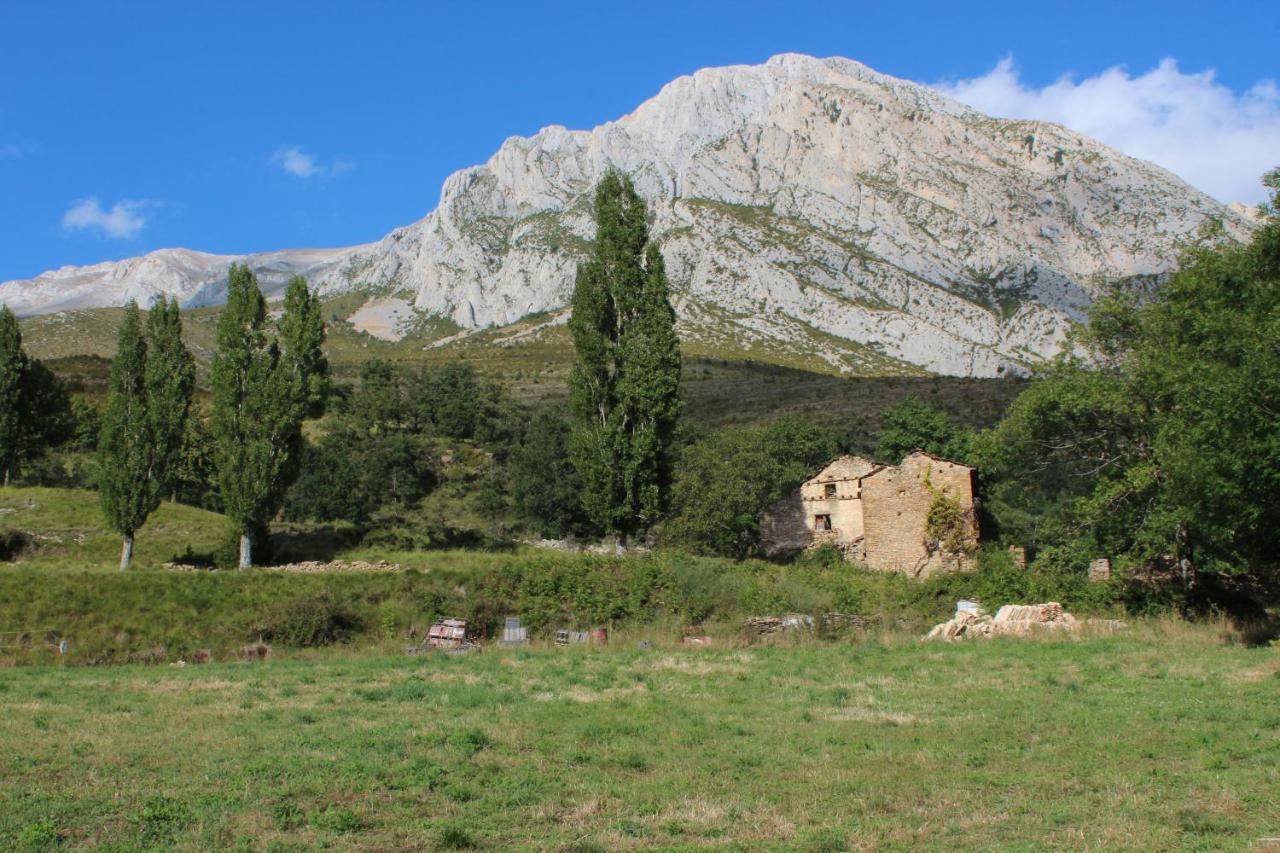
<box><xmin>211</xmin><ymin>265</ymin><xmax>326</xmax><ymax>568</ymax></box>
<box><xmin>145</xmin><ymin>296</ymin><xmax>196</xmax><ymax>500</ymax></box>
<box><xmin>279</xmin><ymin>275</ymin><xmax>329</xmax><ymax>416</ymax></box>
<box><xmin>0</xmin><ymin>306</ymin><xmax>24</xmax><ymax>487</ymax></box>
<box><xmin>568</xmin><ymin>172</ymin><xmax>682</xmax><ymax>538</ymax></box>
<box><xmin>97</xmin><ymin>302</ymin><xmax>154</xmax><ymax>569</ymax></box>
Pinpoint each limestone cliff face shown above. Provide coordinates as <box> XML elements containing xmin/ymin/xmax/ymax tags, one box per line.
<box><xmin>0</xmin><ymin>54</ymin><xmax>1255</xmax><ymax>375</ymax></box>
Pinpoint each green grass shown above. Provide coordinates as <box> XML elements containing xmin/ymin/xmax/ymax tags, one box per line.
<box><xmin>0</xmin><ymin>488</ymin><xmax>228</xmax><ymax>572</ymax></box>
<box><xmin>1</xmin><ymin>486</ymin><xmax>1131</xmax><ymax>666</ymax></box>
<box><xmin>0</xmin><ymin>628</ymin><xmax>1277</xmax><ymax>849</ymax></box>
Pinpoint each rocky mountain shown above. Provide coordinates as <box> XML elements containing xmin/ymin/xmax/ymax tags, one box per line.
<box><xmin>0</xmin><ymin>246</ymin><xmax>370</xmax><ymax>316</ymax></box>
<box><xmin>1</xmin><ymin>54</ymin><xmax>1256</xmax><ymax>375</ymax></box>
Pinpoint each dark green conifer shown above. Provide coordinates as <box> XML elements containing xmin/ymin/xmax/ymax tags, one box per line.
<box><xmin>144</xmin><ymin>296</ymin><xmax>195</xmax><ymax>500</ymax></box>
<box><xmin>211</xmin><ymin>266</ymin><xmax>325</xmax><ymax>568</ymax></box>
<box><xmin>0</xmin><ymin>306</ymin><xmax>24</xmax><ymax>487</ymax></box>
<box><xmin>97</xmin><ymin>302</ymin><xmax>154</xmax><ymax>569</ymax></box>
<box><xmin>568</xmin><ymin>172</ymin><xmax>682</xmax><ymax>538</ymax></box>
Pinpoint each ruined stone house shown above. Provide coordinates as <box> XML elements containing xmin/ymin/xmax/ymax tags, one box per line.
<box><xmin>760</xmin><ymin>451</ymin><xmax>979</xmax><ymax>577</ymax></box>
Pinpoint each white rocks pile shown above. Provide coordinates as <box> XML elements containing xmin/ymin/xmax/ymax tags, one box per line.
<box><xmin>924</xmin><ymin>601</ymin><xmax>1123</xmax><ymax>641</ymax></box>
<box><xmin>165</xmin><ymin>560</ymin><xmax>403</xmax><ymax>573</ymax></box>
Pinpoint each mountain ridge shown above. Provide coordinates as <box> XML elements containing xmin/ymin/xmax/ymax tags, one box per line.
<box><xmin>1</xmin><ymin>53</ymin><xmax>1256</xmax><ymax>376</ymax></box>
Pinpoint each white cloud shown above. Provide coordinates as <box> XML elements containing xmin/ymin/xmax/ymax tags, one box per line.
<box><xmin>271</xmin><ymin>145</ymin><xmax>352</xmax><ymax>178</ymax></box>
<box><xmin>932</xmin><ymin>57</ymin><xmax>1280</xmax><ymax>204</ymax></box>
<box><xmin>61</xmin><ymin>197</ymin><xmax>157</xmax><ymax>239</ymax></box>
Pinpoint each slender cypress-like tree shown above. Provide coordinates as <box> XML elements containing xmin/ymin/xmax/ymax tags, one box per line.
<box><xmin>144</xmin><ymin>296</ymin><xmax>195</xmax><ymax>501</ymax></box>
<box><xmin>568</xmin><ymin>172</ymin><xmax>682</xmax><ymax>538</ymax></box>
<box><xmin>211</xmin><ymin>265</ymin><xmax>326</xmax><ymax>568</ymax></box>
<box><xmin>279</xmin><ymin>275</ymin><xmax>329</xmax><ymax>417</ymax></box>
<box><xmin>0</xmin><ymin>306</ymin><xmax>24</xmax><ymax>487</ymax></box>
<box><xmin>97</xmin><ymin>302</ymin><xmax>154</xmax><ymax>569</ymax></box>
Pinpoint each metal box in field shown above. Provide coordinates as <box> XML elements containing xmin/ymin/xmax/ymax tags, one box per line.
<box><xmin>500</xmin><ymin>617</ymin><xmax>528</xmax><ymax>645</ymax></box>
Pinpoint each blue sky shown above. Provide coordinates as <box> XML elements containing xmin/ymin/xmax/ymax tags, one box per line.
<box><xmin>2</xmin><ymin>0</ymin><xmax>1278</xmax><ymax>282</ymax></box>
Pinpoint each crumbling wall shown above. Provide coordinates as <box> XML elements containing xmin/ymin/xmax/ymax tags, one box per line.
<box><xmin>861</xmin><ymin>452</ymin><xmax>978</xmax><ymax>577</ymax></box>
<box><xmin>759</xmin><ymin>492</ymin><xmax>812</xmax><ymax>557</ymax></box>
<box><xmin>759</xmin><ymin>456</ymin><xmax>877</xmax><ymax>558</ymax></box>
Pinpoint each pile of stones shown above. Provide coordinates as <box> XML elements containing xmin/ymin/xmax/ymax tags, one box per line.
<box><xmin>924</xmin><ymin>602</ymin><xmax>1123</xmax><ymax>641</ymax></box>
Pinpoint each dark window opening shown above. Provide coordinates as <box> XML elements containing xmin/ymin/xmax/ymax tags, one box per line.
<box><xmin>824</xmin><ymin>483</ymin><xmax>837</xmax><ymax>498</ymax></box>
<box><xmin>814</xmin><ymin>514</ymin><xmax>832</xmax><ymax>531</ymax></box>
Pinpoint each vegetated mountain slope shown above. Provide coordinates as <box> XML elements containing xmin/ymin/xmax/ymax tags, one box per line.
<box><xmin>1</xmin><ymin>54</ymin><xmax>1255</xmax><ymax>375</ymax></box>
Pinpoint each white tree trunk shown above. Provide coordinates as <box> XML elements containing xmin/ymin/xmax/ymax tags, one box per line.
<box><xmin>120</xmin><ymin>535</ymin><xmax>134</xmax><ymax>571</ymax></box>
<box><xmin>238</xmin><ymin>533</ymin><xmax>252</xmax><ymax>569</ymax></box>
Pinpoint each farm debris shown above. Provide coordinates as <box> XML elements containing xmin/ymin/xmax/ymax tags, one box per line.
<box><xmin>681</xmin><ymin>625</ymin><xmax>712</xmax><ymax>645</ymax></box>
<box><xmin>744</xmin><ymin>613</ymin><xmax>815</xmax><ymax>635</ymax></box>
<box><xmin>407</xmin><ymin>619</ymin><xmax>480</xmax><ymax>655</ymax></box>
<box><xmin>500</xmin><ymin>617</ymin><xmax>528</xmax><ymax>646</ymax></box>
<box><xmin>555</xmin><ymin>628</ymin><xmax>608</xmax><ymax>646</ymax></box>
<box><xmin>239</xmin><ymin>640</ymin><xmax>273</xmax><ymax>661</ymax></box>
<box><xmin>819</xmin><ymin>613</ymin><xmax>876</xmax><ymax>633</ymax></box>
<box><xmin>924</xmin><ymin>602</ymin><xmax>1126</xmax><ymax>641</ymax></box>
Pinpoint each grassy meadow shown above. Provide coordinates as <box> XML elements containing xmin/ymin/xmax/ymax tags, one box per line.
<box><xmin>2</xmin><ymin>626</ymin><xmax>1278</xmax><ymax>851</ymax></box>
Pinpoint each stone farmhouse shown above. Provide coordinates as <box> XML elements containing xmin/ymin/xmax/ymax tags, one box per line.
<box><xmin>760</xmin><ymin>451</ymin><xmax>979</xmax><ymax>577</ymax></box>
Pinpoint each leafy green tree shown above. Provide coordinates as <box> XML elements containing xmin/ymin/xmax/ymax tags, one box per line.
<box><xmin>211</xmin><ymin>265</ymin><xmax>326</xmax><ymax>568</ymax></box>
<box><xmin>17</xmin><ymin>359</ymin><xmax>75</xmax><ymax>460</ymax></box>
<box><xmin>144</xmin><ymin>296</ymin><xmax>195</xmax><ymax>499</ymax></box>
<box><xmin>0</xmin><ymin>309</ymin><xmax>86</xmax><ymax>487</ymax></box>
<box><xmin>665</xmin><ymin>417</ymin><xmax>835</xmax><ymax>558</ymax></box>
<box><xmin>875</xmin><ymin>397</ymin><xmax>974</xmax><ymax>463</ymax></box>
<box><xmin>568</xmin><ymin>172</ymin><xmax>682</xmax><ymax>538</ymax></box>
<box><xmin>172</xmin><ymin>418</ymin><xmax>221</xmax><ymax>511</ymax></box>
<box><xmin>509</xmin><ymin>412</ymin><xmax>589</xmax><ymax>538</ymax></box>
<box><xmin>284</xmin><ymin>424</ymin><xmax>435</xmax><ymax>524</ymax></box>
<box><xmin>355</xmin><ymin>358</ymin><xmax>404</xmax><ymax>433</ymax></box>
<box><xmin>96</xmin><ymin>303</ymin><xmax>155</xmax><ymax>569</ymax></box>
<box><xmin>279</xmin><ymin>275</ymin><xmax>329</xmax><ymax>417</ymax></box>
<box><xmin>69</xmin><ymin>397</ymin><xmax>101</xmax><ymax>453</ymax></box>
<box><xmin>982</xmin><ymin>170</ymin><xmax>1280</xmax><ymax>579</ymax></box>
<box><xmin>0</xmin><ymin>306</ymin><xmax>26</xmax><ymax>486</ymax></box>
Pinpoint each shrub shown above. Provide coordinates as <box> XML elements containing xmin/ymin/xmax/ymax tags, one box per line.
<box><xmin>436</xmin><ymin>823</ymin><xmax>477</xmax><ymax>850</ymax></box>
<box><xmin>0</xmin><ymin>530</ymin><xmax>29</xmax><ymax>561</ymax></box>
<box><xmin>256</xmin><ymin>593</ymin><xmax>362</xmax><ymax>647</ymax></box>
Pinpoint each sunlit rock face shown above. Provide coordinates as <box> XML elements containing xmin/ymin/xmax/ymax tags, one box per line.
<box><xmin>1</xmin><ymin>54</ymin><xmax>1254</xmax><ymax>376</ymax></box>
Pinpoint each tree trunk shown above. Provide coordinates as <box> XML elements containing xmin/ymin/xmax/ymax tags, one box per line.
<box><xmin>120</xmin><ymin>535</ymin><xmax>134</xmax><ymax>571</ymax></box>
<box><xmin>3</xmin><ymin>467</ymin><xmax>8</xmax><ymax>488</ymax></box>
<box><xmin>238</xmin><ymin>533</ymin><xmax>252</xmax><ymax>569</ymax></box>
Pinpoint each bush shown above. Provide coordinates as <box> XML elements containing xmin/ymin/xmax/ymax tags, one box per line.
<box><xmin>0</xmin><ymin>530</ymin><xmax>29</xmax><ymax>561</ymax></box>
<box><xmin>256</xmin><ymin>593</ymin><xmax>363</xmax><ymax>647</ymax></box>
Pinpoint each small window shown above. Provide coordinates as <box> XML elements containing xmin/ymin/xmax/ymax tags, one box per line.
<box><xmin>814</xmin><ymin>514</ymin><xmax>832</xmax><ymax>531</ymax></box>
<box><xmin>824</xmin><ymin>483</ymin><xmax>837</xmax><ymax>498</ymax></box>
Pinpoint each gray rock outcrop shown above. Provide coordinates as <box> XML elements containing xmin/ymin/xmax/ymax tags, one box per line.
<box><xmin>1</xmin><ymin>54</ymin><xmax>1255</xmax><ymax>375</ymax></box>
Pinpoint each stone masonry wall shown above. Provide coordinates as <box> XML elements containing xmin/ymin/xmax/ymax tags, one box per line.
<box><xmin>760</xmin><ymin>456</ymin><xmax>877</xmax><ymax>557</ymax></box>
<box><xmin>860</xmin><ymin>453</ymin><xmax>978</xmax><ymax>577</ymax></box>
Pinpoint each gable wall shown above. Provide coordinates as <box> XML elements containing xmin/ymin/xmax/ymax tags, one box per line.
<box><xmin>861</xmin><ymin>454</ymin><xmax>978</xmax><ymax>577</ymax></box>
